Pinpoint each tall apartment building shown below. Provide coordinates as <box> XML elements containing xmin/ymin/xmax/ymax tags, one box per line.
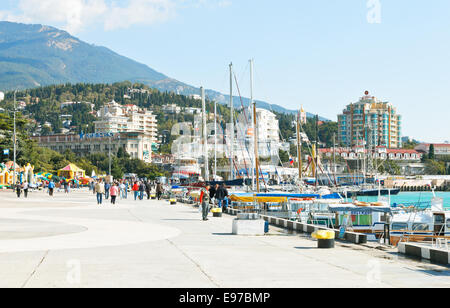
<box><xmin>338</xmin><ymin>92</ymin><xmax>402</xmax><ymax>149</ymax></box>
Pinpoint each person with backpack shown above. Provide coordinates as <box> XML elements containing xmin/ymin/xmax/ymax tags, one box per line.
<box><xmin>139</xmin><ymin>181</ymin><xmax>145</xmax><ymax>200</ymax></box>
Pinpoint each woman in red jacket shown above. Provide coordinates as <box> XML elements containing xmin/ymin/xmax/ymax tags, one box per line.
<box><xmin>132</xmin><ymin>182</ymin><xmax>140</xmax><ymax>201</ymax></box>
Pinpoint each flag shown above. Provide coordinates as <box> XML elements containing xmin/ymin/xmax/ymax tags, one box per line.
<box><xmin>289</xmin><ymin>156</ymin><xmax>294</xmax><ymax>165</ymax></box>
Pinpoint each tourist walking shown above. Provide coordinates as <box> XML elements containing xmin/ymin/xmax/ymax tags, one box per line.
<box><xmin>132</xmin><ymin>182</ymin><xmax>139</xmax><ymax>201</ymax></box>
<box><xmin>110</xmin><ymin>182</ymin><xmax>119</xmax><ymax>205</ymax></box>
<box><xmin>23</xmin><ymin>181</ymin><xmax>29</xmax><ymax>198</ymax></box>
<box><xmin>139</xmin><ymin>181</ymin><xmax>145</xmax><ymax>200</ymax></box>
<box><xmin>200</xmin><ymin>184</ymin><xmax>211</xmax><ymax>221</ymax></box>
<box><xmin>156</xmin><ymin>182</ymin><xmax>163</xmax><ymax>200</ymax></box>
<box><xmin>95</xmin><ymin>180</ymin><xmax>105</xmax><ymax>205</ymax></box>
<box><xmin>63</xmin><ymin>180</ymin><xmax>69</xmax><ymax>194</ymax></box>
<box><xmin>48</xmin><ymin>180</ymin><xmax>55</xmax><ymax>196</ymax></box>
<box><xmin>210</xmin><ymin>184</ymin><xmax>218</xmax><ymax>203</ymax></box>
<box><xmin>104</xmin><ymin>181</ymin><xmax>111</xmax><ymax>200</ymax></box>
<box><xmin>119</xmin><ymin>181</ymin><xmax>126</xmax><ymax>200</ymax></box>
<box><xmin>124</xmin><ymin>180</ymin><xmax>129</xmax><ymax>199</ymax></box>
<box><xmin>15</xmin><ymin>183</ymin><xmax>22</xmax><ymax>198</ymax></box>
<box><xmin>145</xmin><ymin>180</ymin><xmax>151</xmax><ymax>200</ymax></box>
<box><xmin>216</xmin><ymin>184</ymin><xmax>229</xmax><ymax>212</ymax></box>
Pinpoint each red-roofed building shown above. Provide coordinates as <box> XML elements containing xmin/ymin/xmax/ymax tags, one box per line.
<box><xmin>415</xmin><ymin>143</ymin><xmax>450</xmax><ymax>157</ymax></box>
<box><xmin>319</xmin><ymin>146</ymin><xmax>422</xmax><ymax>161</ymax></box>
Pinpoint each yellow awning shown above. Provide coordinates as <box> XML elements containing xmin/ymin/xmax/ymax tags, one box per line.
<box><xmin>230</xmin><ymin>195</ymin><xmax>287</xmax><ymax>203</ymax></box>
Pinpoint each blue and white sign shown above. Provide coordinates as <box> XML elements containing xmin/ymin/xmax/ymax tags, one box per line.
<box><xmin>3</xmin><ymin>149</ymin><xmax>9</xmax><ymax>155</ymax></box>
<box><xmin>79</xmin><ymin>132</ymin><xmax>115</xmax><ymax>140</ymax></box>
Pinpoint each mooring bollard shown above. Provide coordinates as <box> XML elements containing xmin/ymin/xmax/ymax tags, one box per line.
<box><xmin>312</xmin><ymin>230</ymin><xmax>335</xmax><ymax>249</ymax></box>
<box><xmin>212</xmin><ymin>208</ymin><xmax>222</xmax><ymax>217</ymax></box>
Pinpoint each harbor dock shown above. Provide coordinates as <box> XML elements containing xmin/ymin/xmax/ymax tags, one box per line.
<box><xmin>0</xmin><ymin>189</ymin><xmax>449</xmax><ymax>288</ymax></box>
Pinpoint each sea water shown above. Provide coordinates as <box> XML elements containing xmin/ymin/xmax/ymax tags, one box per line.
<box><xmin>350</xmin><ymin>192</ymin><xmax>450</xmax><ymax>208</ymax></box>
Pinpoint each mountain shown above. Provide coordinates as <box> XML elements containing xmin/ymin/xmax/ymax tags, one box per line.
<box><xmin>0</xmin><ymin>21</ymin><xmax>328</xmax><ymax>120</ymax></box>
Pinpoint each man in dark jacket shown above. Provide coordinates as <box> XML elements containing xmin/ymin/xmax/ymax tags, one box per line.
<box><xmin>216</xmin><ymin>184</ymin><xmax>229</xmax><ymax>211</ymax></box>
<box><xmin>139</xmin><ymin>182</ymin><xmax>145</xmax><ymax>200</ymax></box>
<box><xmin>209</xmin><ymin>184</ymin><xmax>218</xmax><ymax>203</ymax></box>
<box><xmin>145</xmin><ymin>181</ymin><xmax>152</xmax><ymax>199</ymax></box>
<box><xmin>156</xmin><ymin>183</ymin><xmax>163</xmax><ymax>200</ymax></box>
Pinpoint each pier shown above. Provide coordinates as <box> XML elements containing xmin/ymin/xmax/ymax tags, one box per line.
<box><xmin>0</xmin><ymin>189</ymin><xmax>449</xmax><ymax>288</ymax></box>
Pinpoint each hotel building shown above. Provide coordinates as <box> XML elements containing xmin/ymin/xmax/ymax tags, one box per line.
<box><xmin>33</xmin><ymin>101</ymin><xmax>158</xmax><ymax>163</ymax></box>
<box><xmin>338</xmin><ymin>92</ymin><xmax>402</xmax><ymax>149</ymax></box>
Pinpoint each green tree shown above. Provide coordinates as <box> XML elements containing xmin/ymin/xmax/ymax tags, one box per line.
<box><xmin>428</xmin><ymin>144</ymin><xmax>435</xmax><ymax>160</ymax></box>
<box><xmin>425</xmin><ymin>159</ymin><xmax>446</xmax><ymax>175</ymax></box>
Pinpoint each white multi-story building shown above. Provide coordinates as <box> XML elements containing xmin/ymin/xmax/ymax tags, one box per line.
<box><xmin>236</xmin><ymin>107</ymin><xmax>280</xmax><ymax>159</ymax></box>
<box><xmin>254</xmin><ymin>108</ymin><xmax>280</xmax><ymax>143</ymax></box>
<box><xmin>162</xmin><ymin>104</ymin><xmax>181</xmax><ymax>114</ymax></box>
<box><xmin>0</xmin><ymin>91</ymin><xmax>4</xmax><ymax>102</ymax></box>
<box><xmin>94</xmin><ymin>100</ymin><xmax>158</xmax><ymax>162</ymax></box>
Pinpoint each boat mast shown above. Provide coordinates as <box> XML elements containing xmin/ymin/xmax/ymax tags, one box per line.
<box><xmin>250</xmin><ymin>59</ymin><xmax>255</xmax><ymax>190</ymax></box>
<box><xmin>201</xmin><ymin>86</ymin><xmax>209</xmax><ymax>181</ymax></box>
<box><xmin>229</xmin><ymin>63</ymin><xmax>234</xmax><ymax>181</ymax></box>
<box><xmin>214</xmin><ymin>98</ymin><xmax>217</xmax><ymax>180</ymax></box>
<box><xmin>296</xmin><ymin>109</ymin><xmax>302</xmax><ymax>183</ymax></box>
<box><xmin>250</xmin><ymin>59</ymin><xmax>260</xmax><ymax>193</ymax></box>
<box><xmin>315</xmin><ymin>114</ymin><xmax>319</xmax><ymax>188</ymax></box>
<box><xmin>333</xmin><ymin>133</ymin><xmax>337</xmax><ymax>186</ymax></box>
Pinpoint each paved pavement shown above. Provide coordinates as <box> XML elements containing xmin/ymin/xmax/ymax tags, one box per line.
<box><xmin>0</xmin><ymin>188</ymin><xmax>449</xmax><ymax>288</ymax></box>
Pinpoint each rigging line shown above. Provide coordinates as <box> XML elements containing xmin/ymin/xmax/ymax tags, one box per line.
<box><xmin>208</xmin><ymin>92</ymin><xmax>251</xmax><ymax>179</ymax></box>
<box><xmin>233</xmin><ymin>72</ymin><xmax>249</xmax><ymax>124</ymax></box>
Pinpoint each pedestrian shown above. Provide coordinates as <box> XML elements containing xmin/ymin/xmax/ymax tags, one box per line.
<box><xmin>145</xmin><ymin>180</ymin><xmax>151</xmax><ymax>200</ymax></box>
<box><xmin>156</xmin><ymin>182</ymin><xmax>163</xmax><ymax>200</ymax></box>
<box><xmin>124</xmin><ymin>180</ymin><xmax>129</xmax><ymax>199</ymax></box>
<box><xmin>119</xmin><ymin>181</ymin><xmax>126</xmax><ymax>200</ymax></box>
<box><xmin>48</xmin><ymin>180</ymin><xmax>55</xmax><ymax>196</ymax></box>
<box><xmin>110</xmin><ymin>182</ymin><xmax>119</xmax><ymax>205</ymax></box>
<box><xmin>16</xmin><ymin>183</ymin><xmax>22</xmax><ymax>198</ymax></box>
<box><xmin>222</xmin><ymin>184</ymin><xmax>229</xmax><ymax>212</ymax></box>
<box><xmin>63</xmin><ymin>180</ymin><xmax>69</xmax><ymax>194</ymax></box>
<box><xmin>104</xmin><ymin>181</ymin><xmax>111</xmax><ymax>200</ymax></box>
<box><xmin>23</xmin><ymin>181</ymin><xmax>29</xmax><ymax>198</ymax></box>
<box><xmin>200</xmin><ymin>184</ymin><xmax>211</xmax><ymax>221</ymax></box>
<box><xmin>139</xmin><ymin>181</ymin><xmax>145</xmax><ymax>200</ymax></box>
<box><xmin>210</xmin><ymin>184</ymin><xmax>218</xmax><ymax>204</ymax></box>
<box><xmin>95</xmin><ymin>180</ymin><xmax>105</xmax><ymax>205</ymax></box>
<box><xmin>132</xmin><ymin>182</ymin><xmax>139</xmax><ymax>201</ymax></box>
<box><xmin>216</xmin><ymin>184</ymin><xmax>229</xmax><ymax>211</ymax></box>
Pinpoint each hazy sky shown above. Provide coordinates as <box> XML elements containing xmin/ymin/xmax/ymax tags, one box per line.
<box><xmin>1</xmin><ymin>0</ymin><xmax>449</xmax><ymax>142</ymax></box>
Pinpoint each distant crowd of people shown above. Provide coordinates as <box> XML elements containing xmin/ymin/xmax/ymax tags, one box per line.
<box><xmin>92</xmin><ymin>179</ymin><xmax>164</xmax><ymax>205</ymax></box>
<box><xmin>14</xmin><ymin>178</ymin><xmax>79</xmax><ymax>198</ymax></box>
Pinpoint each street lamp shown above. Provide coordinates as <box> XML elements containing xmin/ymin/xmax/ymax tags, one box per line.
<box><xmin>12</xmin><ymin>90</ymin><xmax>17</xmax><ymax>187</ymax></box>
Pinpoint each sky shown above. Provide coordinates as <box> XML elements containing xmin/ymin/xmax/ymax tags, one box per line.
<box><xmin>1</xmin><ymin>0</ymin><xmax>449</xmax><ymax>143</ymax></box>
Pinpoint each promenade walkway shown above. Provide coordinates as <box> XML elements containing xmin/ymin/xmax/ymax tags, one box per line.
<box><xmin>0</xmin><ymin>189</ymin><xmax>449</xmax><ymax>288</ymax></box>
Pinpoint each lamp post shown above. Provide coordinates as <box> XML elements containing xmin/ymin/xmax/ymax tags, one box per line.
<box><xmin>13</xmin><ymin>90</ymin><xmax>17</xmax><ymax>187</ymax></box>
